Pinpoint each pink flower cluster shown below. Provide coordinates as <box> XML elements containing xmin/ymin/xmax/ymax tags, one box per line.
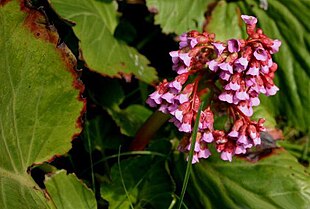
<box><xmin>146</xmin><ymin>15</ymin><xmax>281</xmax><ymax>163</ymax></box>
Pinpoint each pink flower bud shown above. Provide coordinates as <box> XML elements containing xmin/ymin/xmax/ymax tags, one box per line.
<box><xmin>241</xmin><ymin>15</ymin><xmax>258</xmax><ymax>25</ymax></box>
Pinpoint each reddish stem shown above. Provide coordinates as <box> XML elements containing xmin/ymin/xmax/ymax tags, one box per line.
<box><xmin>231</xmin><ymin>104</ymin><xmax>251</xmax><ymax>124</ymax></box>
<box><xmin>129</xmin><ymin>111</ymin><xmax>170</xmax><ymax>151</ymax></box>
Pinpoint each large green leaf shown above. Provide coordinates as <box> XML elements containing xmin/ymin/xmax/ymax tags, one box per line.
<box><xmin>0</xmin><ymin>1</ymin><xmax>83</xmax><ymax>208</ymax></box>
<box><xmin>50</xmin><ymin>0</ymin><xmax>157</xmax><ymax>83</ymax></box>
<box><xmin>146</xmin><ymin>0</ymin><xmax>215</xmax><ymax>34</ymax></box>
<box><xmin>45</xmin><ymin>170</ymin><xmax>96</xmax><ymax>209</ymax></box>
<box><xmin>207</xmin><ymin>0</ymin><xmax>310</xmax><ymax>132</ymax></box>
<box><xmin>174</xmin><ymin>149</ymin><xmax>310</xmax><ymax>209</ymax></box>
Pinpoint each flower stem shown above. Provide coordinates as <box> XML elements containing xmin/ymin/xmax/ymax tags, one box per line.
<box><xmin>178</xmin><ymin>99</ymin><xmax>205</xmax><ymax>209</ymax></box>
<box><xmin>129</xmin><ymin>111</ymin><xmax>170</xmax><ymax>151</ymax></box>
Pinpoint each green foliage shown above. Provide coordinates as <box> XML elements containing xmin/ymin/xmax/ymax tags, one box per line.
<box><xmin>108</xmin><ymin>105</ymin><xmax>152</xmax><ymax>137</ymax></box>
<box><xmin>1</xmin><ymin>0</ymin><xmax>309</xmax><ymax>208</ymax></box>
<box><xmin>50</xmin><ymin>0</ymin><xmax>158</xmax><ymax>83</ymax></box>
<box><xmin>45</xmin><ymin>170</ymin><xmax>97</xmax><ymax>209</ymax></box>
<box><xmin>101</xmin><ymin>141</ymin><xmax>175</xmax><ymax>209</ymax></box>
<box><xmin>0</xmin><ymin>1</ymin><xmax>92</xmax><ymax>208</ymax></box>
<box><xmin>205</xmin><ymin>1</ymin><xmax>243</xmax><ymax>40</ymax></box>
<box><xmin>146</xmin><ymin>0</ymin><xmax>215</xmax><ymax>34</ymax></box>
<box><xmin>175</xmin><ymin>149</ymin><xmax>310</xmax><ymax>209</ymax></box>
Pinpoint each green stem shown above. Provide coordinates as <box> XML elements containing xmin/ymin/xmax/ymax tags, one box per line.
<box><xmin>118</xmin><ymin>146</ymin><xmax>134</xmax><ymax>209</ymax></box>
<box><xmin>177</xmin><ymin>100</ymin><xmax>205</xmax><ymax>209</ymax></box>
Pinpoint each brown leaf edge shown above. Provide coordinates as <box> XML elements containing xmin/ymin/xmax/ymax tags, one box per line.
<box><xmin>0</xmin><ymin>0</ymin><xmax>11</xmax><ymax>7</ymax></box>
<box><xmin>20</xmin><ymin>0</ymin><xmax>86</xmax><ymax>136</ymax></box>
<box><xmin>18</xmin><ymin>0</ymin><xmax>86</xmax><ymax>180</ymax></box>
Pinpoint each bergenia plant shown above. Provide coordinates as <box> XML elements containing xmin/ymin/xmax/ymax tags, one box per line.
<box><xmin>146</xmin><ymin>15</ymin><xmax>281</xmax><ymax>163</ymax></box>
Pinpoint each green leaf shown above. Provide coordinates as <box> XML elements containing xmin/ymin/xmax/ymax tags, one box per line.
<box><xmin>174</xmin><ymin>150</ymin><xmax>310</xmax><ymax>209</ymax></box>
<box><xmin>50</xmin><ymin>0</ymin><xmax>157</xmax><ymax>83</ymax></box>
<box><xmin>205</xmin><ymin>1</ymin><xmax>243</xmax><ymax>40</ymax></box>
<box><xmin>101</xmin><ymin>147</ymin><xmax>175</xmax><ymax>209</ymax></box>
<box><xmin>45</xmin><ymin>170</ymin><xmax>97</xmax><ymax>209</ymax></box>
<box><xmin>0</xmin><ymin>1</ymin><xmax>83</xmax><ymax>208</ymax></box>
<box><xmin>207</xmin><ymin>0</ymin><xmax>310</xmax><ymax>132</ymax></box>
<box><xmin>146</xmin><ymin>0</ymin><xmax>215</xmax><ymax>34</ymax></box>
<box><xmin>252</xmin><ymin>105</ymin><xmax>276</xmax><ymax>128</ymax></box>
<box><xmin>83</xmin><ymin>115</ymin><xmax>123</xmax><ymax>151</ymax></box>
<box><xmin>108</xmin><ymin>105</ymin><xmax>153</xmax><ymax>137</ymax></box>
<box><xmin>278</xmin><ymin>135</ymin><xmax>310</xmax><ymax>164</ymax></box>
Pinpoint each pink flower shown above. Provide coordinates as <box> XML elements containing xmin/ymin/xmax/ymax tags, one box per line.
<box><xmin>235</xmin><ymin>90</ymin><xmax>249</xmax><ymax>101</ymax></box>
<box><xmin>198</xmin><ymin>148</ymin><xmax>211</xmax><ymax>159</ymax></box>
<box><xmin>169</xmin><ymin>50</ymin><xmax>179</xmax><ymax>63</ymax></box>
<box><xmin>187</xmin><ymin>153</ymin><xmax>200</xmax><ymax>164</ymax></box>
<box><xmin>227</xmin><ymin>39</ymin><xmax>240</xmax><ymax>53</ymax></box>
<box><xmin>187</xmin><ymin>141</ymin><xmax>200</xmax><ymax>152</ymax></box>
<box><xmin>246</xmin><ymin>66</ymin><xmax>260</xmax><ymax>76</ymax></box>
<box><xmin>241</xmin><ymin>15</ymin><xmax>258</xmax><ymax>25</ymax></box>
<box><xmin>179</xmin><ymin>123</ymin><xmax>192</xmax><ymax>133</ymax></box>
<box><xmin>169</xmin><ymin>80</ymin><xmax>182</xmax><ymax>92</ymax></box>
<box><xmin>208</xmin><ymin>60</ymin><xmax>219</xmax><ymax>72</ymax></box>
<box><xmin>235</xmin><ymin>145</ymin><xmax>247</xmax><ymax>154</ymax></box>
<box><xmin>228</xmin><ymin>130</ymin><xmax>239</xmax><ymax>138</ymax></box>
<box><xmin>162</xmin><ymin>92</ymin><xmax>175</xmax><ymax>103</ymax></box>
<box><xmin>254</xmin><ymin>47</ymin><xmax>268</xmax><ymax>61</ymax></box>
<box><xmin>219</xmin><ymin>91</ymin><xmax>234</xmax><ymax>103</ymax></box>
<box><xmin>190</xmin><ymin>38</ymin><xmax>198</xmax><ymax>48</ymax></box>
<box><xmin>219</xmin><ymin>71</ymin><xmax>231</xmax><ymax>81</ymax></box>
<box><xmin>221</xmin><ymin>151</ymin><xmax>233</xmax><ymax>162</ymax></box>
<box><xmin>175</xmin><ymin>93</ymin><xmax>189</xmax><ymax>104</ymax></box>
<box><xmin>149</xmin><ymin>91</ymin><xmax>162</xmax><ymax>104</ymax></box>
<box><xmin>265</xmin><ymin>85</ymin><xmax>279</xmax><ymax>96</ymax></box>
<box><xmin>158</xmin><ymin>104</ymin><xmax>169</xmax><ymax>113</ymax></box>
<box><xmin>250</xmin><ymin>96</ymin><xmax>260</xmax><ymax>106</ymax></box>
<box><xmin>247</xmin><ymin>125</ymin><xmax>261</xmax><ymax>146</ymax></box>
<box><xmin>238</xmin><ymin>101</ymin><xmax>253</xmax><ymax>116</ymax></box>
<box><xmin>174</xmin><ymin>109</ymin><xmax>183</xmax><ymax>122</ymax></box>
<box><xmin>202</xmin><ymin>132</ymin><xmax>214</xmax><ymax>143</ymax></box>
<box><xmin>234</xmin><ymin>57</ymin><xmax>249</xmax><ymax>72</ymax></box>
<box><xmin>146</xmin><ymin>16</ymin><xmax>281</xmax><ymax>163</ymax></box>
<box><xmin>179</xmin><ymin>33</ymin><xmax>189</xmax><ymax>48</ymax></box>
<box><xmin>179</xmin><ymin>53</ymin><xmax>192</xmax><ymax>66</ymax></box>
<box><xmin>218</xmin><ymin>62</ymin><xmax>233</xmax><ymax>74</ymax></box>
<box><xmin>199</xmin><ymin>108</ymin><xmax>214</xmax><ymax>130</ymax></box>
<box><xmin>261</xmin><ymin>65</ymin><xmax>269</xmax><ymax>74</ymax></box>
<box><xmin>146</xmin><ymin>97</ymin><xmax>157</xmax><ymax>107</ymax></box>
<box><xmin>270</xmin><ymin>39</ymin><xmax>281</xmax><ymax>54</ymax></box>
<box><xmin>212</xmin><ymin>42</ymin><xmax>226</xmax><ymax>55</ymax></box>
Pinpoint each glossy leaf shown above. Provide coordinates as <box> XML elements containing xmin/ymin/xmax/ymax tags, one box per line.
<box><xmin>50</xmin><ymin>0</ymin><xmax>157</xmax><ymax>83</ymax></box>
<box><xmin>174</xmin><ymin>149</ymin><xmax>310</xmax><ymax>209</ymax></box>
<box><xmin>0</xmin><ymin>1</ymin><xmax>83</xmax><ymax>208</ymax></box>
<box><xmin>45</xmin><ymin>170</ymin><xmax>97</xmax><ymax>209</ymax></box>
<box><xmin>146</xmin><ymin>0</ymin><xmax>215</xmax><ymax>34</ymax></box>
